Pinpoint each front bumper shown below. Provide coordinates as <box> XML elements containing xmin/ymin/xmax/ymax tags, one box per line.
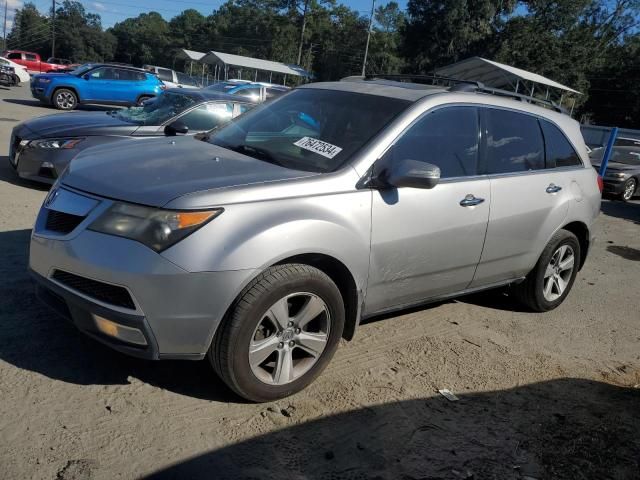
<box><xmin>602</xmin><ymin>178</ymin><xmax>627</xmax><ymax>195</ymax></box>
<box><xmin>30</xmin><ymin>191</ymin><xmax>258</xmax><ymax>359</ymax></box>
<box><xmin>11</xmin><ymin>143</ymin><xmax>76</xmax><ymax>184</ymax></box>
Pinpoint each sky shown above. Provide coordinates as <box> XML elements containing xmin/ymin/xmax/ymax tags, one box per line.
<box><xmin>3</xmin><ymin>0</ymin><xmax>409</xmax><ymax>33</ymax></box>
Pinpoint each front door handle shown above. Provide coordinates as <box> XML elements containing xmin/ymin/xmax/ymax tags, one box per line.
<box><xmin>546</xmin><ymin>183</ymin><xmax>563</xmax><ymax>194</ymax></box>
<box><xmin>459</xmin><ymin>194</ymin><xmax>485</xmax><ymax>207</ymax></box>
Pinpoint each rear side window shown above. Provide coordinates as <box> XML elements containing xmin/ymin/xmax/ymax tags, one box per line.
<box><xmin>485</xmin><ymin>109</ymin><xmax>544</xmax><ymax>174</ymax></box>
<box><xmin>25</xmin><ymin>53</ymin><xmax>37</xmax><ymax>61</ymax></box>
<box><xmin>389</xmin><ymin>106</ymin><xmax>479</xmax><ymax>178</ymax></box>
<box><xmin>157</xmin><ymin>68</ymin><xmax>173</xmax><ymax>82</ymax></box>
<box><xmin>540</xmin><ymin>120</ymin><xmax>582</xmax><ymax>168</ymax></box>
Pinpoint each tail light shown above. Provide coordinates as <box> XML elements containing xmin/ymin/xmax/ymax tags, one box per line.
<box><xmin>597</xmin><ymin>175</ymin><xmax>604</xmax><ymax>193</ymax></box>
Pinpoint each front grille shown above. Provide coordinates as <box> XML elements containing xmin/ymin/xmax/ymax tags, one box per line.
<box><xmin>52</xmin><ymin>270</ymin><xmax>136</xmax><ymax>310</ymax></box>
<box><xmin>45</xmin><ymin>210</ymin><xmax>85</xmax><ymax>234</ymax></box>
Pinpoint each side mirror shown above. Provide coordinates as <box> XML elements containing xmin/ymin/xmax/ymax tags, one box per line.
<box><xmin>164</xmin><ymin>121</ymin><xmax>189</xmax><ymax>136</ymax></box>
<box><xmin>387</xmin><ymin>158</ymin><xmax>441</xmax><ymax>189</ymax></box>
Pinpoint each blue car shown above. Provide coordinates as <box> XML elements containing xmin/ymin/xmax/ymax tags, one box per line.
<box><xmin>31</xmin><ymin>63</ymin><xmax>165</xmax><ymax>110</ymax></box>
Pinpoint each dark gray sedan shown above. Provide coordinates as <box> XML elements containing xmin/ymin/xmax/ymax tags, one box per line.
<box><xmin>590</xmin><ymin>137</ymin><xmax>640</xmax><ymax>201</ymax></box>
<box><xmin>9</xmin><ymin>89</ymin><xmax>257</xmax><ymax>184</ymax></box>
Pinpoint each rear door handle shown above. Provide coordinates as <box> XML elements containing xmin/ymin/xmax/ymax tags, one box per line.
<box><xmin>546</xmin><ymin>183</ymin><xmax>562</xmax><ymax>194</ymax></box>
<box><xmin>459</xmin><ymin>194</ymin><xmax>485</xmax><ymax>207</ymax></box>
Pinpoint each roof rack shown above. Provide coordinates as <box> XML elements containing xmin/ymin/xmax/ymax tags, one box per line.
<box><xmin>365</xmin><ymin>73</ymin><xmax>568</xmax><ymax>114</ymax></box>
<box><xmin>364</xmin><ymin>73</ymin><xmax>482</xmax><ymax>88</ymax></box>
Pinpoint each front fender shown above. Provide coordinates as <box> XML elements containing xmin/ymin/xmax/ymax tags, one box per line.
<box><xmin>161</xmin><ymin>190</ymin><xmax>373</xmax><ymax>291</ymax></box>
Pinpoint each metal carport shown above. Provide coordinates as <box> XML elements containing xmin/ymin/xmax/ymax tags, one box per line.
<box><xmin>434</xmin><ymin>57</ymin><xmax>581</xmax><ymax>112</ymax></box>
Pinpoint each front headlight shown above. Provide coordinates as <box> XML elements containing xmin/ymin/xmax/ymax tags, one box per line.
<box><xmin>88</xmin><ymin>202</ymin><xmax>223</xmax><ymax>252</ymax></box>
<box><xmin>608</xmin><ymin>172</ymin><xmax>628</xmax><ymax>179</ymax></box>
<box><xmin>30</xmin><ymin>138</ymin><xmax>84</xmax><ymax>149</ymax></box>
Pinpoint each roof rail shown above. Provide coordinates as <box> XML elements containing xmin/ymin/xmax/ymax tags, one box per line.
<box><xmin>455</xmin><ymin>84</ymin><xmax>568</xmax><ymax>114</ymax></box>
<box><xmin>365</xmin><ymin>73</ymin><xmax>483</xmax><ymax>88</ymax></box>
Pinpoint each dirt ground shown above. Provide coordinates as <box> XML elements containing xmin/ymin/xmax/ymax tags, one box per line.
<box><xmin>0</xmin><ymin>85</ymin><xmax>639</xmax><ymax>480</ymax></box>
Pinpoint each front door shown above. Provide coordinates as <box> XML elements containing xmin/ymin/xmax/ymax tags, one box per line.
<box><xmin>365</xmin><ymin>106</ymin><xmax>491</xmax><ymax>315</ymax></box>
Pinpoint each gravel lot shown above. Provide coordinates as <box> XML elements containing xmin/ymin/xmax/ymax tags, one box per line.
<box><xmin>1</xmin><ymin>85</ymin><xmax>639</xmax><ymax>480</ymax></box>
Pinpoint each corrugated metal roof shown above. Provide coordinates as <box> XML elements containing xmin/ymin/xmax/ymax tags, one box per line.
<box><xmin>434</xmin><ymin>57</ymin><xmax>581</xmax><ymax>94</ymax></box>
<box><xmin>175</xmin><ymin>49</ymin><xmax>207</xmax><ymax>62</ymax></box>
<box><xmin>201</xmin><ymin>51</ymin><xmax>310</xmax><ymax>77</ymax></box>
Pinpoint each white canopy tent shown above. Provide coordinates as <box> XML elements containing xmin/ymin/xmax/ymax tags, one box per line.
<box><xmin>175</xmin><ymin>49</ymin><xmax>311</xmax><ymax>85</ymax></box>
<box><xmin>434</xmin><ymin>57</ymin><xmax>581</xmax><ymax>112</ymax></box>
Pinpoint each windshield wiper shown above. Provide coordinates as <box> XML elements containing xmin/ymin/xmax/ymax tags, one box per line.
<box><xmin>228</xmin><ymin>144</ymin><xmax>283</xmax><ymax>166</ymax></box>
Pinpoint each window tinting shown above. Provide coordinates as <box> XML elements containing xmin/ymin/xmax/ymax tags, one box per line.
<box><xmin>540</xmin><ymin>120</ymin><xmax>582</xmax><ymax>168</ymax></box>
<box><xmin>90</xmin><ymin>67</ymin><xmax>115</xmax><ymax>79</ymax></box>
<box><xmin>25</xmin><ymin>54</ymin><xmax>37</xmax><ymax>61</ymax></box>
<box><xmin>7</xmin><ymin>52</ymin><xmax>21</xmax><ymax>60</ymax></box>
<box><xmin>389</xmin><ymin>106</ymin><xmax>479</xmax><ymax>178</ymax></box>
<box><xmin>179</xmin><ymin>103</ymin><xmax>233</xmax><ymax>131</ymax></box>
<box><xmin>157</xmin><ymin>68</ymin><xmax>173</xmax><ymax>82</ymax></box>
<box><xmin>485</xmin><ymin>109</ymin><xmax>544</xmax><ymax>174</ymax></box>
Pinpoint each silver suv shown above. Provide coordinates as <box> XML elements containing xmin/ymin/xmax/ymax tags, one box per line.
<box><xmin>29</xmin><ymin>78</ymin><xmax>601</xmax><ymax>401</ymax></box>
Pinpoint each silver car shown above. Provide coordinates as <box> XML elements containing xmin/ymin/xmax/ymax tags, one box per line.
<box><xmin>29</xmin><ymin>79</ymin><xmax>601</xmax><ymax>401</ymax></box>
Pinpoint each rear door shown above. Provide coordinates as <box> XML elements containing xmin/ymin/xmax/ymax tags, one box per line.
<box><xmin>366</xmin><ymin>106</ymin><xmax>491</xmax><ymax>314</ymax></box>
<box><xmin>470</xmin><ymin>107</ymin><xmax>571</xmax><ymax>287</ymax></box>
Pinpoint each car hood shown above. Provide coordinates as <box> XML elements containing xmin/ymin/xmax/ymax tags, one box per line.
<box><xmin>61</xmin><ymin>136</ymin><xmax>318</xmax><ymax>207</ymax></box>
<box><xmin>18</xmin><ymin>111</ymin><xmax>139</xmax><ymax>138</ymax></box>
<box><xmin>590</xmin><ymin>161</ymin><xmax>639</xmax><ymax>172</ymax></box>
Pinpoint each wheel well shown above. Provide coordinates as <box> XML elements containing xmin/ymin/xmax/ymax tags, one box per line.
<box><xmin>562</xmin><ymin>221</ymin><xmax>590</xmax><ymax>270</ymax></box>
<box><xmin>51</xmin><ymin>86</ymin><xmax>79</xmax><ymax>102</ymax></box>
<box><xmin>276</xmin><ymin>254</ymin><xmax>360</xmax><ymax>341</ymax></box>
<box><xmin>136</xmin><ymin>94</ymin><xmax>154</xmax><ymax>104</ymax></box>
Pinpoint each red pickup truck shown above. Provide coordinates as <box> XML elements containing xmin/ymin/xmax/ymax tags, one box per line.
<box><xmin>1</xmin><ymin>50</ymin><xmax>70</xmax><ymax>74</ymax></box>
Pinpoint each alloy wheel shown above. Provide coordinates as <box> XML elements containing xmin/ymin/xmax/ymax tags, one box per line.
<box><xmin>249</xmin><ymin>292</ymin><xmax>330</xmax><ymax>385</ymax></box>
<box><xmin>543</xmin><ymin>245</ymin><xmax>575</xmax><ymax>302</ymax></box>
<box><xmin>56</xmin><ymin>91</ymin><xmax>76</xmax><ymax>109</ymax></box>
<box><xmin>623</xmin><ymin>179</ymin><xmax>636</xmax><ymax>201</ymax></box>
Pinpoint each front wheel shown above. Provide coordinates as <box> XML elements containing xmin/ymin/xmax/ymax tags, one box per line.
<box><xmin>620</xmin><ymin>178</ymin><xmax>637</xmax><ymax>202</ymax></box>
<box><xmin>512</xmin><ymin>230</ymin><xmax>580</xmax><ymax>312</ymax></box>
<box><xmin>136</xmin><ymin>95</ymin><xmax>153</xmax><ymax>106</ymax></box>
<box><xmin>210</xmin><ymin>264</ymin><xmax>345</xmax><ymax>402</ymax></box>
<box><xmin>52</xmin><ymin>88</ymin><xmax>78</xmax><ymax>110</ymax></box>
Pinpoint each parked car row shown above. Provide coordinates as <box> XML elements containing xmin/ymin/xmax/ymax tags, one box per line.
<box><xmin>1</xmin><ymin>50</ymin><xmax>73</xmax><ymax>74</ymax></box>
<box><xmin>11</xmin><ymin>75</ymin><xmax>602</xmax><ymax>402</ymax></box>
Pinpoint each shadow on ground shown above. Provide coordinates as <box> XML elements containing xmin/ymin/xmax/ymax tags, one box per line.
<box><xmin>142</xmin><ymin>378</ymin><xmax>640</xmax><ymax>480</ymax></box>
<box><xmin>601</xmin><ymin>198</ymin><xmax>640</xmax><ymax>224</ymax></box>
<box><xmin>0</xmin><ymin>229</ymin><xmax>238</xmax><ymax>403</ymax></box>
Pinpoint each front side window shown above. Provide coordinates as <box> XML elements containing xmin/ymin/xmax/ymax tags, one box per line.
<box><xmin>235</xmin><ymin>87</ymin><xmax>261</xmax><ymax>100</ymax></box>
<box><xmin>179</xmin><ymin>103</ymin><xmax>234</xmax><ymax>131</ymax></box>
<box><xmin>387</xmin><ymin>106</ymin><xmax>479</xmax><ymax>178</ymax></box>
<box><xmin>7</xmin><ymin>52</ymin><xmax>21</xmax><ymax>60</ymax></box>
<box><xmin>485</xmin><ymin>108</ymin><xmax>545</xmax><ymax>174</ymax></box>
<box><xmin>90</xmin><ymin>67</ymin><xmax>115</xmax><ymax>80</ymax></box>
<box><xmin>207</xmin><ymin>89</ymin><xmax>410</xmax><ymax>173</ymax></box>
<box><xmin>114</xmin><ymin>92</ymin><xmax>197</xmax><ymax>125</ymax></box>
<box><xmin>540</xmin><ymin>120</ymin><xmax>582</xmax><ymax>168</ymax></box>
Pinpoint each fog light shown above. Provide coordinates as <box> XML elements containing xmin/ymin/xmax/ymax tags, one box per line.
<box><xmin>93</xmin><ymin>315</ymin><xmax>147</xmax><ymax>346</ymax></box>
<box><xmin>41</xmin><ymin>162</ymin><xmax>54</xmax><ymax>169</ymax></box>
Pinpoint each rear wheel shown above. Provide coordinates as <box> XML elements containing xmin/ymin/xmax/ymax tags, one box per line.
<box><xmin>512</xmin><ymin>230</ymin><xmax>580</xmax><ymax>312</ymax></box>
<box><xmin>210</xmin><ymin>264</ymin><xmax>345</xmax><ymax>402</ymax></box>
<box><xmin>620</xmin><ymin>178</ymin><xmax>637</xmax><ymax>202</ymax></box>
<box><xmin>52</xmin><ymin>89</ymin><xmax>78</xmax><ymax>110</ymax></box>
<box><xmin>136</xmin><ymin>95</ymin><xmax>153</xmax><ymax>106</ymax></box>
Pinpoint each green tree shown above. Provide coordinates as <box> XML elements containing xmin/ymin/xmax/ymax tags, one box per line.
<box><xmin>109</xmin><ymin>12</ymin><xmax>171</xmax><ymax>66</ymax></box>
<box><xmin>6</xmin><ymin>2</ymin><xmax>50</xmax><ymax>56</ymax></box>
<box><xmin>367</xmin><ymin>2</ymin><xmax>406</xmax><ymax>74</ymax></box>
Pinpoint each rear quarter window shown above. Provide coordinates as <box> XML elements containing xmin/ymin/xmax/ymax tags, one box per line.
<box><xmin>540</xmin><ymin>120</ymin><xmax>583</xmax><ymax>168</ymax></box>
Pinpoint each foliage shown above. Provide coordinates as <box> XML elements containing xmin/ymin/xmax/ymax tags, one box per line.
<box><xmin>5</xmin><ymin>0</ymin><xmax>640</xmax><ymax>126</ymax></box>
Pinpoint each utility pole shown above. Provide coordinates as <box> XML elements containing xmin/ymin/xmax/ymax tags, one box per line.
<box><xmin>3</xmin><ymin>0</ymin><xmax>8</xmax><ymax>51</ymax></box>
<box><xmin>296</xmin><ymin>0</ymin><xmax>309</xmax><ymax>66</ymax></box>
<box><xmin>361</xmin><ymin>0</ymin><xmax>375</xmax><ymax>76</ymax></box>
<box><xmin>51</xmin><ymin>0</ymin><xmax>55</xmax><ymax>58</ymax></box>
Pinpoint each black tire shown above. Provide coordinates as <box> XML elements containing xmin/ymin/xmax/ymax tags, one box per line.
<box><xmin>620</xmin><ymin>177</ymin><xmax>637</xmax><ymax>202</ymax></box>
<box><xmin>210</xmin><ymin>264</ymin><xmax>345</xmax><ymax>402</ymax></box>
<box><xmin>512</xmin><ymin>229</ymin><xmax>581</xmax><ymax>312</ymax></box>
<box><xmin>52</xmin><ymin>88</ymin><xmax>78</xmax><ymax>110</ymax></box>
<box><xmin>136</xmin><ymin>95</ymin><xmax>153</xmax><ymax>106</ymax></box>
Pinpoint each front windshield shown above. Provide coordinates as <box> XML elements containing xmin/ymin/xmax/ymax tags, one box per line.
<box><xmin>207</xmin><ymin>89</ymin><xmax>410</xmax><ymax>172</ymax></box>
<box><xmin>70</xmin><ymin>64</ymin><xmax>94</xmax><ymax>76</ymax></box>
<box><xmin>610</xmin><ymin>149</ymin><xmax>640</xmax><ymax>166</ymax></box>
<box><xmin>114</xmin><ymin>92</ymin><xmax>197</xmax><ymax>126</ymax></box>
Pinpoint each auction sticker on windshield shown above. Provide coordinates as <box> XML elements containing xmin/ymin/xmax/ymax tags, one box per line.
<box><xmin>294</xmin><ymin>137</ymin><xmax>343</xmax><ymax>159</ymax></box>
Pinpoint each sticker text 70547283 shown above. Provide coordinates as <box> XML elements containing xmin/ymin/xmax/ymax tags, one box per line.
<box><xmin>293</xmin><ymin>137</ymin><xmax>343</xmax><ymax>159</ymax></box>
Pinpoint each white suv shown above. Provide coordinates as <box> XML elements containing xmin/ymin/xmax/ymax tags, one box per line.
<box><xmin>143</xmin><ymin>65</ymin><xmax>200</xmax><ymax>89</ymax></box>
